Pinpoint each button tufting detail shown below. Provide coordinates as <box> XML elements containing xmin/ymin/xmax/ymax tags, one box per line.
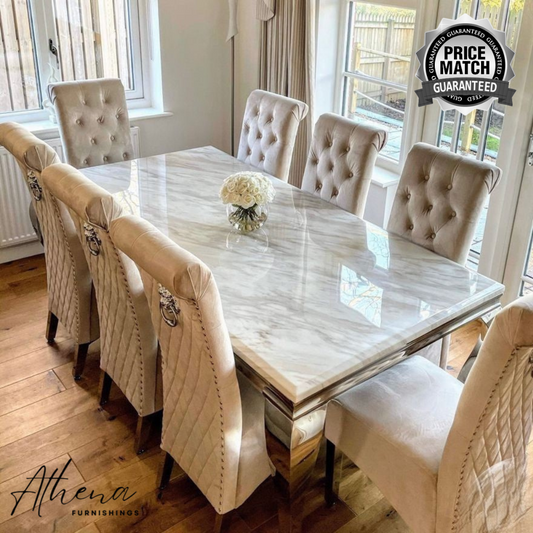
<box><xmin>451</xmin><ymin>211</ymin><xmax>457</xmax><ymax>218</ymax></box>
<box><xmin>428</xmin><ymin>205</ymin><xmax>433</xmax><ymax>211</ymax></box>
<box><xmin>316</xmin><ymin>182</ymin><xmax>322</xmax><ymax>190</ymax></box>
<box><xmin>447</xmin><ymin>184</ymin><xmax>453</xmax><ymax>190</ymax></box>
<box><xmin>409</xmin><ymin>224</ymin><xmax>414</xmax><ymax>230</ymax></box>
<box><xmin>406</xmin><ymin>193</ymin><xmax>411</xmax><ymax>200</ymax></box>
<box><xmin>90</xmin><ymin>138</ymin><xmax>96</xmax><ymax>144</ymax></box>
<box><xmin>345</xmin><ymin>146</ymin><xmax>350</xmax><ymax>152</ymax></box>
<box><xmin>76</xmin><ymin>119</ymin><xmax>82</xmax><ymax>125</ymax></box>
<box><xmin>349</xmin><ymin>172</ymin><xmax>354</xmax><ymax>178</ymax></box>
<box><xmin>424</xmin><ymin>175</ymin><xmax>430</xmax><ymax>181</ymax></box>
<box><xmin>430</xmin><ymin>232</ymin><xmax>436</xmax><ymax>239</ymax></box>
<box><xmin>103</xmin><ymin>156</ymin><xmax>108</xmax><ymax>162</ymax></box>
<box><xmin>110</xmin><ymin>135</ymin><xmax>115</xmax><ymax>141</ymax></box>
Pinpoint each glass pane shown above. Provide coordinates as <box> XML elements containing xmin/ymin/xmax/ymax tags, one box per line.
<box><xmin>482</xmin><ymin>104</ymin><xmax>503</xmax><ymax>163</ymax></box>
<box><xmin>53</xmin><ymin>0</ymin><xmax>134</xmax><ymax>90</ymax></box>
<box><xmin>348</xmin><ymin>2</ymin><xmax>416</xmax><ymax>86</ymax></box>
<box><xmin>457</xmin><ymin>110</ymin><xmax>484</xmax><ymax>159</ymax></box>
<box><xmin>0</xmin><ymin>0</ymin><xmax>40</xmax><ymax>113</ymax></box>
<box><xmin>345</xmin><ymin>77</ymin><xmax>405</xmax><ymax>161</ymax></box>
<box><xmin>522</xmin><ymin>282</ymin><xmax>533</xmax><ymax>295</ymax></box>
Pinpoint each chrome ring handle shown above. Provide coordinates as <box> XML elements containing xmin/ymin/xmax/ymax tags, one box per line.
<box><xmin>27</xmin><ymin>172</ymin><xmax>43</xmax><ymax>201</ymax></box>
<box><xmin>83</xmin><ymin>224</ymin><xmax>101</xmax><ymax>256</ymax></box>
<box><xmin>158</xmin><ymin>285</ymin><xmax>180</xmax><ymax>327</ymax></box>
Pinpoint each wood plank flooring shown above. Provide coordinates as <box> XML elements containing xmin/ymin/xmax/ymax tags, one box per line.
<box><xmin>0</xmin><ymin>254</ymin><xmax>531</xmax><ymax>532</ymax></box>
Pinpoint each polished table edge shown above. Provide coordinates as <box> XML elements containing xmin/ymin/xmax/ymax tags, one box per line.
<box><xmin>237</xmin><ymin>292</ymin><xmax>503</xmax><ymax>422</ymax></box>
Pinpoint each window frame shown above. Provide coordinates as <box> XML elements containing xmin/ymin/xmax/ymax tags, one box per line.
<box><xmin>0</xmin><ymin>0</ymin><xmax>150</xmax><ymax>125</ymax></box>
<box><xmin>337</xmin><ymin>0</ymin><xmax>423</xmax><ymax>171</ymax></box>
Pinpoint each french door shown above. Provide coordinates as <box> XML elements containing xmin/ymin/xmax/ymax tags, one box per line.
<box><xmin>421</xmin><ymin>0</ymin><xmax>533</xmax><ymax>304</ymax></box>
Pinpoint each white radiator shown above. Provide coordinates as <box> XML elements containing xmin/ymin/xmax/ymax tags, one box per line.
<box><xmin>0</xmin><ymin>127</ymin><xmax>140</xmax><ymax>250</ymax></box>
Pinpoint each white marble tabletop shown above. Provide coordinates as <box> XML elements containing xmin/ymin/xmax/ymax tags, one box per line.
<box><xmin>82</xmin><ymin>147</ymin><xmax>504</xmax><ymax>406</ymax></box>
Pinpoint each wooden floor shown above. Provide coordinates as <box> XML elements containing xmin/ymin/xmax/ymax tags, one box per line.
<box><xmin>0</xmin><ymin>254</ymin><xmax>532</xmax><ymax>533</ymax></box>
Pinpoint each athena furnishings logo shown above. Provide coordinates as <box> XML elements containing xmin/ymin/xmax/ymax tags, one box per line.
<box><xmin>415</xmin><ymin>14</ymin><xmax>515</xmax><ymax>114</ymax></box>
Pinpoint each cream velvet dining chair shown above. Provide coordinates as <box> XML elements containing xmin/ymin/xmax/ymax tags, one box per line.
<box><xmin>301</xmin><ymin>113</ymin><xmax>387</xmax><ymax>216</ymax></box>
<box><xmin>238</xmin><ymin>89</ymin><xmax>309</xmax><ymax>182</ymax></box>
<box><xmin>110</xmin><ymin>215</ymin><xmax>274</xmax><ymax>532</ymax></box>
<box><xmin>48</xmin><ymin>78</ymin><xmax>134</xmax><ymax>169</ymax></box>
<box><xmin>387</xmin><ymin>142</ymin><xmax>501</xmax><ymax>368</ymax></box>
<box><xmin>325</xmin><ymin>293</ymin><xmax>533</xmax><ymax>533</ymax></box>
<box><xmin>41</xmin><ymin>163</ymin><xmax>162</xmax><ymax>454</ymax></box>
<box><xmin>0</xmin><ymin>122</ymin><xmax>99</xmax><ymax>377</ymax></box>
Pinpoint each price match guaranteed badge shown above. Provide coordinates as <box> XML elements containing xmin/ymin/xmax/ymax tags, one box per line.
<box><xmin>415</xmin><ymin>14</ymin><xmax>515</xmax><ymax>115</ymax></box>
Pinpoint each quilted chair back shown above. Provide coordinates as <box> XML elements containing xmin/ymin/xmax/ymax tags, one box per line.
<box><xmin>301</xmin><ymin>113</ymin><xmax>387</xmax><ymax>216</ymax></box>
<box><xmin>387</xmin><ymin>143</ymin><xmax>501</xmax><ymax>265</ymax></box>
<box><xmin>437</xmin><ymin>294</ymin><xmax>533</xmax><ymax>533</ymax></box>
<box><xmin>0</xmin><ymin>123</ymin><xmax>98</xmax><ymax>345</ymax></box>
<box><xmin>48</xmin><ymin>78</ymin><xmax>134</xmax><ymax>169</ymax></box>
<box><xmin>237</xmin><ymin>89</ymin><xmax>309</xmax><ymax>182</ymax></box>
<box><xmin>110</xmin><ymin>215</ymin><xmax>244</xmax><ymax>515</ymax></box>
<box><xmin>41</xmin><ymin>164</ymin><xmax>161</xmax><ymax>417</ymax></box>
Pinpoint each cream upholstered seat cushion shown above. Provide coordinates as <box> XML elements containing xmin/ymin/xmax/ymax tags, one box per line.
<box><xmin>238</xmin><ymin>89</ymin><xmax>309</xmax><ymax>182</ymax></box>
<box><xmin>387</xmin><ymin>142</ymin><xmax>501</xmax><ymax>266</ymax></box>
<box><xmin>48</xmin><ymin>78</ymin><xmax>134</xmax><ymax>169</ymax></box>
<box><xmin>41</xmin><ymin>163</ymin><xmax>161</xmax><ymax>416</ymax></box>
<box><xmin>302</xmin><ymin>113</ymin><xmax>387</xmax><ymax>216</ymax></box>
<box><xmin>0</xmin><ymin>122</ymin><xmax>99</xmax><ymax>345</ymax></box>
<box><xmin>326</xmin><ymin>294</ymin><xmax>533</xmax><ymax>533</ymax></box>
<box><xmin>326</xmin><ymin>356</ymin><xmax>463</xmax><ymax>533</ymax></box>
<box><xmin>110</xmin><ymin>215</ymin><xmax>273</xmax><ymax>515</ymax></box>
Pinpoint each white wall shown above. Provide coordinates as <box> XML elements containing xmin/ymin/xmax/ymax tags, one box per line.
<box><xmin>233</xmin><ymin>1</ymin><xmax>262</xmax><ymax>151</ymax></box>
<box><xmin>136</xmin><ymin>0</ymin><xmax>233</xmax><ymax>157</ymax></box>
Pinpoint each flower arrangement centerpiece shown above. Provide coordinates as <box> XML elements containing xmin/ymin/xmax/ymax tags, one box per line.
<box><xmin>220</xmin><ymin>172</ymin><xmax>276</xmax><ymax>233</ymax></box>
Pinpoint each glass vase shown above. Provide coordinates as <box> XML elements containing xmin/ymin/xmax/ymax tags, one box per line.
<box><xmin>226</xmin><ymin>203</ymin><xmax>269</xmax><ymax>233</ymax></box>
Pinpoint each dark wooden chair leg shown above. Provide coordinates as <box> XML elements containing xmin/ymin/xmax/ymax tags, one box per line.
<box><xmin>157</xmin><ymin>452</ymin><xmax>175</xmax><ymax>492</ymax></box>
<box><xmin>46</xmin><ymin>312</ymin><xmax>59</xmax><ymax>344</ymax></box>
<box><xmin>325</xmin><ymin>439</ymin><xmax>340</xmax><ymax>507</ymax></box>
<box><xmin>134</xmin><ymin>415</ymin><xmax>153</xmax><ymax>455</ymax></box>
<box><xmin>72</xmin><ymin>343</ymin><xmax>89</xmax><ymax>380</ymax></box>
<box><xmin>99</xmin><ymin>371</ymin><xmax>113</xmax><ymax>406</ymax></box>
<box><xmin>214</xmin><ymin>512</ymin><xmax>232</xmax><ymax>533</ymax></box>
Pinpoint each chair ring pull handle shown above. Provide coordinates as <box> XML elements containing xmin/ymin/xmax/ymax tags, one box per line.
<box><xmin>83</xmin><ymin>224</ymin><xmax>101</xmax><ymax>256</ymax></box>
<box><xmin>158</xmin><ymin>285</ymin><xmax>180</xmax><ymax>327</ymax></box>
<box><xmin>27</xmin><ymin>173</ymin><xmax>43</xmax><ymax>201</ymax></box>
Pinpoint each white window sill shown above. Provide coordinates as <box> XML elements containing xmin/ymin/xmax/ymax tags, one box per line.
<box><xmin>15</xmin><ymin>108</ymin><xmax>173</xmax><ymax>138</ymax></box>
<box><xmin>371</xmin><ymin>165</ymin><xmax>400</xmax><ymax>189</ymax></box>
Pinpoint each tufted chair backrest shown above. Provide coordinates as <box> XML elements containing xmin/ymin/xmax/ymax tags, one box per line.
<box><xmin>387</xmin><ymin>143</ymin><xmax>501</xmax><ymax>265</ymax></box>
<box><xmin>301</xmin><ymin>113</ymin><xmax>387</xmax><ymax>216</ymax></box>
<box><xmin>237</xmin><ymin>89</ymin><xmax>309</xmax><ymax>182</ymax></box>
<box><xmin>41</xmin><ymin>164</ymin><xmax>161</xmax><ymax>417</ymax></box>
<box><xmin>0</xmin><ymin>123</ymin><xmax>98</xmax><ymax>345</ymax></box>
<box><xmin>110</xmin><ymin>215</ymin><xmax>244</xmax><ymax>515</ymax></box>
<box><xmin>437</xmin><ymin>294</ymin><xmax>533</xmax><ymax>533</ymax></box>
<box><xmin>48</xmin><ymin>78</ymin><xmax>134</xmax><ymax>170</ymax></box>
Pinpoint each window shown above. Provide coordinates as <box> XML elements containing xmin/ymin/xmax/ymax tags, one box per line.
<box><xmin>435</xmin><ymin>0</ymin><xmax>524</xmax><ymax>270</ymax></box>
<box><xmin>0</xmin><ymin>0</ymin><xmax>145</xmax><ymax>119</ymax></box>
<box><xmin>340</xmin><ymin>1</ymin><xmax>418</xmax><ymax>162</ymax></box>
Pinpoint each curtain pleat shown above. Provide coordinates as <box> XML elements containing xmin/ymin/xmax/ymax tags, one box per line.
<box><xmin>257</xmin><ymin>0</ymin><xmax>276</xmax><ymax>21</ymax></box>
<box><xmin>258</xmin><ymin>0</ymin><xmax>315</xmax><ymax>189</ymax></box>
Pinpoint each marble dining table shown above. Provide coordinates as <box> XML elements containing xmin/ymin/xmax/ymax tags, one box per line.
<box><xmin>82</xmin><ymin>146</ymin><xmax>504</xmax><ymax>527</ymax></box>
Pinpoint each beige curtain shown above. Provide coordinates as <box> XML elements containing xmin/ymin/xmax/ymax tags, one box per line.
<box><xmin>258</xmin><ymin>0</ymin><xmax>315</xmax><ymax>189</ymax></box>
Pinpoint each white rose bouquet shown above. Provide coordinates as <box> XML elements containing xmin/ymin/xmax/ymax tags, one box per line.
<box><xmin>220</xmin><ymin>172</ymin><xmax>276</xmax><ymax>232</ymax></box>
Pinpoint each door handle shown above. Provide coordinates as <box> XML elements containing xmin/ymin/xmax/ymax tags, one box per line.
<box><xmin>529</xmin><ymin>134</ymin><xmax>533</xmax><ymax>166</ymax></box>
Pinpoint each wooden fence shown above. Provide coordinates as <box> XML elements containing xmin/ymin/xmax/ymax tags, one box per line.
<box><xmin>0</xmin><ymin>0</ymin><xmax>132</xmax><ymax>115</ymax></box>
<box><xmin>349</xmin><ymin>11</ymin><xmax>415</xmax><ymax>110</ymax></box>
<box><xmin>53</xmin><ymin>0</ymin><xmax>133</xmax><ymax>88</ymax></box>
<box><xmin>0</xmin><ymin>0</ymin><xmax>39</xmax><ymax>113</ymax></box>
